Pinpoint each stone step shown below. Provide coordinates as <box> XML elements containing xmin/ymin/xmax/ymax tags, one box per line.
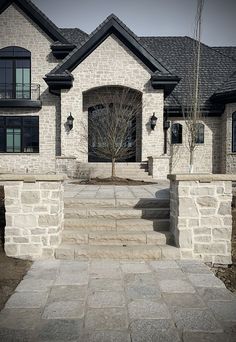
<box><xmin>64</xmin><ymin>208</ymin><xmax>170</xmax><ymax>220</ymax></box>
<box><xmin>64</xmin><ymin>218</ymin><xmax>170</xmax><ymax>232</ymax></box>
<box><xmin>62</xmin><ymin>230</ymin><xmax>172</xmax><ymax>246</ymax></box>
<box><xmin>55</xmin><ymin>244</ymin><xmax>180</xmax><ymax>260</ymax></box>
<box><xmin>64</xmin><ymin>198</ymin><xmax>170</xmax><ymax>209</ymax></box>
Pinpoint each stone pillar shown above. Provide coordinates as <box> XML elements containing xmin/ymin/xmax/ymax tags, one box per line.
<box><xmin>148</xmin><ymin>155</ymin><xmax>170</xmax><ymax>179</ymax></box>
<box><xmin>142</xmin><ymin>90</ymin><xmax>164</xmax><ymax>160</ymax></box>
<box><xmin>168</xmin><ymin>174</ymin><xmax>234</xmax><ymax>265</ymax></box>
<box><xmin>1</xmin><ymin>175</ymin><xmax>64</xmax><ymax>260</ymax></box>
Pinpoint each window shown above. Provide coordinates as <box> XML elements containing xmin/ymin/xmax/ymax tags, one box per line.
<box><xmin>232</xmin><ymin>112</ymin><xmax>236</xmax><ymax>152</ymax></box>
<box><xmin>171</xmin><ymin>123</ymin><xmax>182</xmax><ymax>144</ymax></box>
<box><xmin>0</xmin><ymin>116</ymin><xmax>39</xmax><ymax>153</ymax></box>
<box><xmin>0</xmin><ymin>47</ymin><xmax>31</xmax><ymax>99</ymax></box>
<box><xmin>195</xmin><ymin>123</ymin><xmax>204</xmax><ymax>144</ymax></box>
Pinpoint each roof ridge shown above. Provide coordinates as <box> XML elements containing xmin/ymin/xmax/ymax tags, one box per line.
<box><xmin>48</xmin><ymin>13</ymin><xmax>174</xmax><ymax>76</ymax></box>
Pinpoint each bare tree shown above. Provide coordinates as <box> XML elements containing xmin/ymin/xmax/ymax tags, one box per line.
<box><xmin>183</xmin><ymin>0</ymin><xmax>205</xmax><ymax>173</ymax></box>
<box><xmin>86</xmin><ymin>87</ymin><xmax>141</xmax><ymax>178</ymax></box>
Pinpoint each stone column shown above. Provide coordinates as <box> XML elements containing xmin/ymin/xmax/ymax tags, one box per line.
<box><xmin>1</xmin><ymin>175</ymin><xmax>64</xmax><ymax>260</ymax></box>
<box><xmin>168</xmin><ymin>174</ymin><xmax>234</xmax><ymax>265</ymax></box>
<box><xmin>148</xmin><ymin>156</ymin><xmax>170</xmax><ymax>179</ymax></box>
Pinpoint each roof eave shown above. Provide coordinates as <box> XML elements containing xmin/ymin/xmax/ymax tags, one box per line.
<box><xmin>211</xmin><ymin>90</ymin><xmax>236</xmax><ymax>104</ymax></box>
<box><xmin>151</xmin><ymin>75</ymin><xmax>181</xmax><ymax>98</ymax></box>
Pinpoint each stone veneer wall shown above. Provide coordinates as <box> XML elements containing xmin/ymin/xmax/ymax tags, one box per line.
<box><xmin>221</xmin><ymin>103</ymin><xmax>236</xmax><ymax>173</ymax></box>
<box><xmin>168</xmin><ymin>174</ymin><xmax>234</xmax><ymax>265</ymax></box>
<box><xmin>168</xmin><ymin>117</ymin><xmax>222</xmax><ymax>174</ymax></box>
<box><xmin>0</xmin><ymin>4</ymin><xmax>60</xmax><ymax>173</ymax></box>
<box><xmin>1</xmin><ymin>175</ymin><xmax>64</xmax><ymax>260</ymax></box>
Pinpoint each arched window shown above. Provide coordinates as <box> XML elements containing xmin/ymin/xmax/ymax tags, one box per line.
<box><xmin>171</xmin><ymin>123</ymin><xmax>182</xmax><ymax>144</ymax></box>
<box><xmin>232</xmin><ymin>112</ymin><xmax>236</xmax><ymax>152</ymax></box>
<box><xmin>0</xmin><ymin>46</ymin><xmax>31</xmax><ymax>99</ymax></box>
<box><xmin>195</xmin><ymin>123</ymin><xmax>204</xmax><ymax>144</ymax></box>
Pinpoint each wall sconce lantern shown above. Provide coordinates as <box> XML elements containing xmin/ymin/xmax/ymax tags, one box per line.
<box><xmin>67</xmin><ymin>112</ymin><xmax>74</xmax><ymax>130</ymax></box>
<box><xmin>150</xmin><ymin>113</ymin><xmax>158</xmax><ymax>130</ymax></box>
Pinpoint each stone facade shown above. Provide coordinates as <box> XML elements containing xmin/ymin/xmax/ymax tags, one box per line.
<box><xmin>168</xmin><ymin>174</ymin><xmax>234</xmax><ymax>265</ymax></box>
<box><xmin>148</xmin><ymin>156</ymin><xmax>170</xmax><ymax>179</ymax></box>
<box><xmin>221</xmin><ymin>103</ymin><xmax>236</xmax><ymax>174</ymax></box>
<box><xmin>1</xmin><ymin>175</ymin><xmax>64</xmax><ymax>260</ymax></box>
<box><xmin>0</xmin><ymin>4</ymin><xmax>60</xmax><ymax>174</ymax></box>
<box><xmin>168</xmin><ymin>117</ymin><xmax>222</xmax><ymax>174</ymax></box>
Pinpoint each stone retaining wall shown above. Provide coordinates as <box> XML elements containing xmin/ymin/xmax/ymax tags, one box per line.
<box><xmin>0</xmin><ymin>175</ymin><xmax>64</xmax><ymax>260</ymax></box>
<box><xmin>168</xmin><ymin>174</ymin><xmax>235</xmax><ymax>265</ymax></box>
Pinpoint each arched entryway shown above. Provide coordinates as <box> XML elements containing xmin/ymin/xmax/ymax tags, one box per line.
<box><xmin>83</xmin><ymin>86</ymin><xmax>142</xmax><ymax>162</ymax></box>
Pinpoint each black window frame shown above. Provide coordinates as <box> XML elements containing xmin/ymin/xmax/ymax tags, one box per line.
<box><xmin>0</xmin><ymin>116</ymin><xmax>39</xmax><ymax>153</ymax></box>
<box><xmin>195</xmin><ymin>123</ymin><xmax>205</xmax><ymax>144</ymax></box>
<box><xmin>232</xmin><ymin>112</ymin><xmax>236</xmax><ymax>152</ymax></box>
<box><xmin>0</xmin><ymin>46</ymin><xmax>31</xmax><ymax>100</ymax></box>
<box><xmin>171</xmin><ymin>123</ymin><xmax>182</xmax><ymax>144</ymax></box>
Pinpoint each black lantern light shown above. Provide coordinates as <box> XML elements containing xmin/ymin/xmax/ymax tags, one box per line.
<box><xmin>67</xmin><ymin>112</ymin><xmax>74</xmax><ymax>130</ymax></box>
<box><xmin>150</xmin><ymin>113</ymin><xmax>158</xmax><ymax>130</ymax></box>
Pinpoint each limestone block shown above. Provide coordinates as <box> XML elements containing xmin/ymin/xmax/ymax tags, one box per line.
<box><xmin>200</xmin><ymin>216</ymin><xmax>222</xmax><ymax>227</ymax></box>
<box><xmin>13</xmin><ymin>214</ymin><xmax>37</xmax><ymax>228</ymax></box>
<box><xmin>13</xmin><ymin>237</ymin><xmax>29</xmax><ymax>243</ymax></box>
<box><xmin>178</xmin><ymin>230</ymin><xmax>192</xmax><ymax>248</ymax></box>
<box><xmin>190</xmin><ymin>187</ymin><xmax>215</xmax><ymax>196</ymax></box>
<box><xmin>4</xmin><ymin>187</ymin><xmax>19</xmax><ymax>198</ymax></box>
<box><xmin>38</xmin><ymin>214</ymin><xmax>59</xmax><ymax>227</ymax></box>
<box><xmin>193</xmin><ymin>227</ymin><xmax>211</xmax><ymax>235</ymax></box>
<box><xmin>196</xmin><ymin>196</ymin><xmax>218</xmax><ymax>208</ymax></box>
<box><xmin>21</xmin><ymin>191</ymin><xmax>40</xmax><ymax>204</ymax></box>
<box><xmin>214</xmin><ymin>255</ymin><xmax>232</xmax><ymax>265</ymax></box>
<box><xmin>5</xmin><ymin>244</ymin><xmax>18</xmax><ymax>256</ymax></box>
<box><xmin>212</xmin><ymin>228</ymin><xmax>232</xmax><ymax>240</ymax></box>
<box><xmin>199</xmin><ymin>208</ymin><xmax>216</xmax><ymax>216</ymax></box>
<box><xmin>19</xmin><ymin>244</ymin><xmax>42</xmax><ymax>255</ymax></box>
<box><xmin>194</xmin><ymin>243</ymin><xmax>226</xmax><ymax>254</ymax></box>
<box><xmin>217</xmin><ymin>202</ymin><xmax>231</xmax><ymax>215</ymax></box>
<box><xmin>179</xmin><ymin>197</ymin><xmax>199</xmax><ymax>217</ymax></box>
<box><xmin>40</xmin><ymin>183</ymin><xmax>60</xmax><ymax>190</ymax></box>
<box><xmin>31</xmin><ymin>228</ymin><xmax>47</xmax><ymax>235</ymax></box>
<box><xmin>194</xmin><ymin>235</ymin><xmax>211</xmax><ymax>243</ymax></box>
<box><xmin>49</xmin><ymin>235</ymin><xmax>60</xmax><ymax>246</ymax></box>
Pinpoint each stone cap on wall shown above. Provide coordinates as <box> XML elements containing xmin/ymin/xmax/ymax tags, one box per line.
<box><xmin>0</xmin><ymin>174</ymin><xmax>65</xmax><ymax>183</ymax></box>
<box><xmin>168</xmin><ymin>174</ymin><xmax>236</xmax><ymax>182</ymax></box>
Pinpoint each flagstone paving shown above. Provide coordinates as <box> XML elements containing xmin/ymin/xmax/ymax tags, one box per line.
<box><xmin>0</xmin><ymin>259</ymin><xmax>236</xmax><ymax>342</ymax></box>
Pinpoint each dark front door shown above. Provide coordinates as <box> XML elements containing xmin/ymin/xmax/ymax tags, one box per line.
<box><xmin>88</xmin><ymin>104</ymin><xmax>136</xmax><ymax>162</ymax></box>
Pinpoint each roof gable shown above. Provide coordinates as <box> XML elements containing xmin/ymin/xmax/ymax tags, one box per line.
<box><xmin>49</xmin><ymin>14</ymin><xmax>172</xmax><ymax>75</ymax></box>
<box><xmin>0</xmin><ymin>0</ymin><xmax>69</xmax><ymax>44</ymax></box>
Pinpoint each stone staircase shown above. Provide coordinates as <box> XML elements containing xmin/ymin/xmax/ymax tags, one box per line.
<box><xmin>76</xmin><ymin>162</ymin><xmax>153</xmax><ymax>181</ymax></box>
<box><xmin>55</xmin><ymin>195</ymin><xmax>180</xmax><ymax>260</ymax></box>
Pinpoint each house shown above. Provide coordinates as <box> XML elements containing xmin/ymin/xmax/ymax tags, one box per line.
<box><xmin>0</xmin><ymin>0</ymin><xmax>236</xmax><ymax>179</ymax></box>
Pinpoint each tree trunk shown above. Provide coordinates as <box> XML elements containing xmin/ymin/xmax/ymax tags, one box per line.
<box><xmin>111</xmin><ymin>158</ymin><xmax>116</xmax><ymax>178</ymax></box>
<box><xmin>189</xmin><ymin>149</ymin><xmax>194</xmax><ymax>173</ymax></box>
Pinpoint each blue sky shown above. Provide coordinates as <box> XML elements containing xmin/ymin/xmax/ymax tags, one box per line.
<box><xmin>32</xmin><ymin>0</ymin><xmax>236</xmax><ymax>46</ymax></box>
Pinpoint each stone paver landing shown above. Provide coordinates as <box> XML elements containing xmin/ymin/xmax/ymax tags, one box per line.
<box><xmin>0</xmin><ymin>259</ymin><xmax>236</xmax><ymax>341</ymax></box>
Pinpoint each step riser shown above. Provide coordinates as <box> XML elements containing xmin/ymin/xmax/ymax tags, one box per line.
<box><xmin>62</xmin><ymin>232</ymin><xmax>171</xmax><ymax>246</ymax></box>
<box><xmin>64</xmin><ymin>219</ymin><xmax>170</xmax><ymax>231</ymax></box>
<box><xmin>64</xmin><ymin>209</ymin><xmax>170</xmax><ymax>220</ymax></box>
<box><xmin>55</xmin><ymin>245</ymin><xmax>180</xmax><ymax>260</ymax></box>
<box><xmin>64</xmin><ymin>199</ymin><xmax>170</xmax><ymax>209</ymax></box>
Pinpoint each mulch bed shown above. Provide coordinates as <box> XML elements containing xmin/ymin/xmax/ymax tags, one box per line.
<box><xmin>71</xmin><ymin>176</ymin><xmax>157</xmax><ymax>185</ymax></box>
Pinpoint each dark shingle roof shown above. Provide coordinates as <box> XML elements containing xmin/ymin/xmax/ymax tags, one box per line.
<box><xmin>139</xmin><ymin>36</ymin><xmax>236</xmax><ymax>106</ymax></box>
<box><xmin>214</xmin><ymin>71</ymin><xmax>236</xmax><ymax>95</ymax></box>
<box><xmin>212</xmin><ymin>47</ymin><xmax>236</xmax><ymax>61</ymax></box>
<box><xmin>59</xmin><ymin>28</ymin><xmax>88</xmax><ymax>47</ymax></box>
<box><xmin>49</xmin><ymin>14</ymin><xmax>174</xmax><ymax>77</ymax></box>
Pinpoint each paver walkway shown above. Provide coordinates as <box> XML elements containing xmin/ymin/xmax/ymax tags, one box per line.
<box><xmin>0</xmin><ymin>259</ymin><xmax>235</xmax><ymax>341</ymax></box>
<box><xmin>64</xmin><ymin>182</ymin><xmax>170</xmax><ymax>200</ymax></box>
